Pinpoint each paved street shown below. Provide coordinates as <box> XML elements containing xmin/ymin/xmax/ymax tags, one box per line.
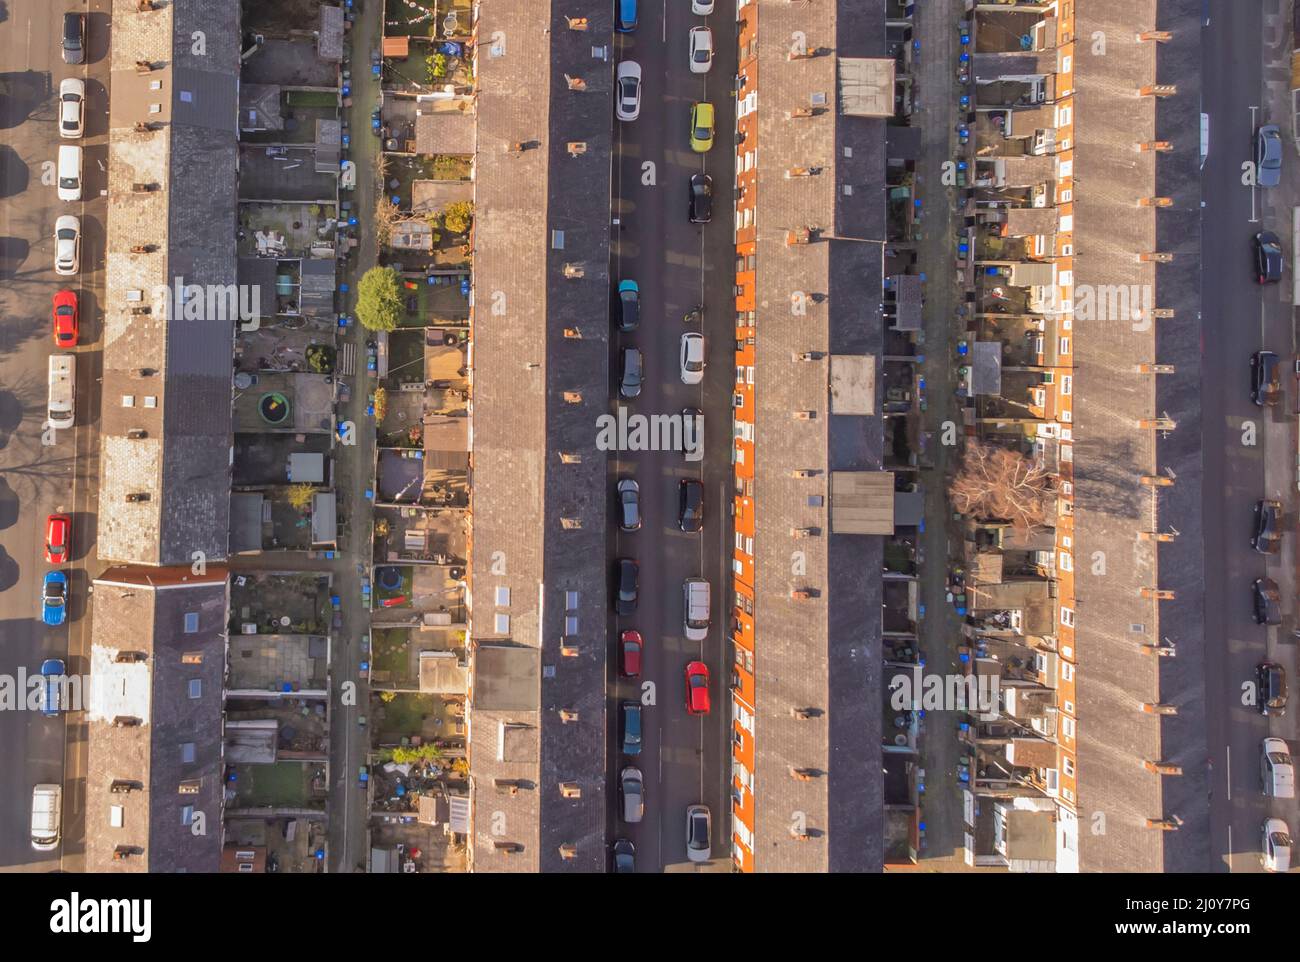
<box><xmin>606</xmin><ymin>2</ymin><xmax>734</xmax><ymax>871</ymax></box>
<box><xmin>1201</xmin><ymin>0</ymin><xmax>1299</xmax><ymax>872</ymax></box>
<box><xmin>0</xmin><ymin>0</ymin><xmax>108</xmax><ymax>872</ymax></box>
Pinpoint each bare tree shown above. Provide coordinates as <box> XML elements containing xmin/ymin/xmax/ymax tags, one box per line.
<box><xmin>951</xmin><ymin>441</ymin><xmax>1053</xmax><ymax>529</ymax></box>
<box><xmin>373</xmin><ymin>196</ymin><xmax>401</xmax><ymax>247</ymax></box>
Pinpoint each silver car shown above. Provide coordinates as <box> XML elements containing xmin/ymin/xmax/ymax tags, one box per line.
<box><xmin>688</xmin><ymin>26</ymin><xmax>713</xmax><ymax>74</ymax></box>
<box><xmin>616</xmin><ymin>60</ymin><xmax>642</xmax><ymax>122</ymax></box>
<box><xmin>620</xmin><ymin>767</ymin><xmax>644</xmax><ymax>824</ymax></box>
<box><xmin>58</xmin><ymin>78</ymin><xmax>85</xmax><ymax>139</ymax></box>
<box><xmin>686</xmin><ymin>805</ymin><xmax>711</xmax><ymax>862</ymax></box>
<box><xmin>54</xmin><ymin>215</ymin><xmax>80</xmax><ymax>276</ymax></box>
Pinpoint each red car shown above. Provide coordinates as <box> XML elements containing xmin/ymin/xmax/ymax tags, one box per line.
<box><xmin>52</xmin><ymin>290</ymin><xmax>78</xmax><ymax>347</ymax></box>
<box><xmin>44</xmin><ymin>514</ymin><xmax>71</xmax><ymax>564</ymax></box>
<box><xmin>620</xmin><ymin>629</ymin><xmax>643</xmax><ymax>678</ymax></box>
<box><xmin>685</xmin><ymin>661</ymin><xmax>710</xmax><ymax>715</ymax></box>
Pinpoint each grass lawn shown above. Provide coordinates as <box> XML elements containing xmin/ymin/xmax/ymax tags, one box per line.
<box><xmin>372</xmin><ymin>628</ymin><xmax>413</xmax><ymax>684</ymax></box>
<box><xmin>232</xmin><ymin>762</ymin><xmax>312</xmax><ymax>808</ymax></box>
<box><xmin>385</xmin><ymin>329</ymin><xmax>426</xmax><ymax>385</ymax></box>
<box><xmin>376</xmin><ymin>692</ymin><xmax>439</xmax><ymax>738</ymax></box>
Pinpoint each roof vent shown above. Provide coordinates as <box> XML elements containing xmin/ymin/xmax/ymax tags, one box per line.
<box><xmin>125</xmin><ymin>492</ymin><xmax>151</xmax><ymax>503</ymax></box>
<box><xmin>127</xmin><ymin>428</ymin><xmax>148</xmax><ymax>440</ymax></box>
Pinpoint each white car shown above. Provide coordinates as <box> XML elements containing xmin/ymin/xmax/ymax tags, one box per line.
<box><xmin>688</xmin><ymin>26</ymin><xmax>713</xmax><ymax>74</ymax></box>
<box><xmin>58</xmin><ymin>78</ymin><xmax>85</xmax><ymax>139</ymax></box>
<box><xmin>680</xmin><ymin>332</ymin><xmax>705</xmax><ymax>384</ymax></box>
<box><xmin>692</xmin><ymin>0</ymin><xmax>715</xmax><ymax>14</ymax></box>
<box><xmin>686</xmin><ymin>805</ymin><xmax>711</xmax><ymax>862</ymax></box>
<box><xmin>54</xmin><ymin>215</ymin><xmax>80</xmax><ymax>276</ymax></box>
<box><xmin>1263</xmin><ymin>818</ymin><xmax>1292</xmax><ymax>872</ymax></box>
<box><xmin>615</xmin><ymin>60</ymin><xmax>642</xmax><ymax>122</ymax></box>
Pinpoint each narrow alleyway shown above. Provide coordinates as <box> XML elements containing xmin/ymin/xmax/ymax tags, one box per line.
<box><xmin>910</xmin><ymin>0</ymin><xmax>970</xmax><ymax>867</ymax></box>
<box><xmin>322</xmin><ymin>2</ymin><xmax>382</xmax><ymax>874</ymax></box>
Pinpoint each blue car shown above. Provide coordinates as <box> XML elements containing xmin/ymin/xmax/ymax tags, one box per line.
<box><xmin>617</xmin><ymin>279</ymin><xmax>639</xmax><ymax>332</ymax></box>
<box><xmin>616</xmin><ymin>0</ymin><xmax>637</xmax><ymax>33</ymax></box>
<box><xmin>41</xmin><ymin>571</ymin><xmax>68</xmax><ymax>626</ymax></box>
<box><xmin>39</xmin><ymin>659</ymin><xmax>66</xmax><ymax>716</ymax></box>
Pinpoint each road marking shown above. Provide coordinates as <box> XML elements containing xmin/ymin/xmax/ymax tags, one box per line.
<box><xmin>1225</xmin><ymin>746</ymin><xmax>1231</xmax><ymax>801</ymax></box>
<box><xmin>1249</xmin><ymin>105</ymin><xmax>1259</xmax><ymax>224</ymax></box>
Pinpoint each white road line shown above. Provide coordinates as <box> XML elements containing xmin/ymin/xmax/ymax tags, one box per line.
<box><xmin>1249</xmin><ymin>105</ymin><xmax>1259</xmax><ymax>223</ymax></box>
<box><xmin>1225</xmin><ymin>746</ymin><xmax>1231</xmax><ymax>801</ymax></box>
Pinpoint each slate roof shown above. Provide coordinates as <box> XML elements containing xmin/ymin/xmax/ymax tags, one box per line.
<box><xmin>468</xmin><ymin>0</ymin><xmax>612</xmax><ymax>873</ymax></box>
<box><xmin>751</xmin><ymin>0</ymin><xmax>887</xmax><ymax>873</ymax></box>
<box><xmin>98</xmin><ymin>0</ymin><xmax>238</xmax><ymax>566</ymax></box>
<box><xmin>84</xmin><ymin>566</ymin><xmax>229</xmax><ymax>872</ymax></box>
<box><xmin>1072</xmin><ymin>0</ymin><xmax>1208</xmax><ymax>872</ymax></box>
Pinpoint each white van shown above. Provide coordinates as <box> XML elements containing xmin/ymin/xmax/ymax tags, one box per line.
<box><xmin>57</xmin><ymin>144</ymin><xmax>82</xmax><ymax>201</ymax></box>
<box><xmin>47</xmin><ymin>354</ymin><xmax>75</xmax><ymax>430</ymax></box>
<box><xmin>1261</xmin><ymin>737</ymin><xmax>1295</xmax><ymax>798</ymax></box>
<box><xmin>31</xmin><ymin>783</ymin><xmax>61</xmax><ymax>851</ymax></box>
<box><xmin>683</xmin><ymin>577</ymin><xmax>710</xmax><ymax>641</ymax></box>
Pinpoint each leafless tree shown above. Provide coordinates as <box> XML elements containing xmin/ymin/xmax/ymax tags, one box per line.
<box><xmin>951</xmin><ymin>441</ymin><xmax>1053</xmax><ymax>529</ymax></box>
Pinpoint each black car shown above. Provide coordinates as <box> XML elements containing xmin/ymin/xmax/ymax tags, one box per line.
<box><xmin>1253</xmin><ymin>577</ymin><xmax>1282</xmax><ymax>626</ymax></box>
<box><xmin>1251</xmin><ymin>351</ymin><xmax>1281</xmax><ymax>406</ymax></box>
<box><xmin>617</xmin><ymin>280</ymin><xmax>640</xmax><ymax>332</ymax></box>
<box><xmin>678</xmin><ymin>479</ymin><xmax>704</xmax><ymax>533</ymax></box>
<box><xmin>620</xmin><ymin>347</ymin><xmax>643</xmax><ymax>399</ymax></box>
<box><xmin>618</xmin><ymin>478</ymin><xmax>641</xmax><ymax>532</ymax></box>
<box><xmin>614</xmin><ymin>558</ymin><xmax>639</xmax><ymax>615</ymax></box>
<box><xmin>1255</xmin><ymin>230</ymin><xmax>1284</xmax><ymax>284</ymax></box>
<box><xmin>1253</xmin><ymin>499</ymin><xmax>1282</xmax><ymax>554</ymax></box>
<box><xmin>1258</xmin><ymin>662</ymin><xmax>1289</xmax><ymax>716</ymax></box>
<box><xmin>612</xmin><ymin>838</ymin><xmax>636</xmax><ymax>873</ymax></box>
<box><xmin>62</xmin><ymin>12</ymin><xmax>85</xmax><ymax>65</ymax></box>
<box><xmin>689</xmin><ymin>173</ymin><xmax>713</xmax><ymax>224</ymax></box>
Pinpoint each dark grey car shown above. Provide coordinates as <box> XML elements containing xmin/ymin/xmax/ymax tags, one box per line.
<box><xmin>620</xmin><ymin>347</ymin><xmax>643</xmax><ymax>399</ymax></box>
<box><xmin>62</xmin><ymin>13</ymin><xmax>85</xmax><ymax>65</ymax></box>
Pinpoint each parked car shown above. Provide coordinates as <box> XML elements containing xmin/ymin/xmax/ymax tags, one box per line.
<box><xmin>618</xmin><ymin>477</ymin><xmax>641</xmax><ymax>531</ymax></box>
<box><xmin>44</xmin><ymin>514</ymin><xmax>71</xmax><ymax>565</ymax></box>
<box><xmin>621</xmin><ymin>700</ymin><xmax>642</xmax><ymax>755</ymax></box>
<box><xmin>617</xmin><ymin>279</ymin><xmax>640</xmax><ymax>332</ymax></box>
<box><xmin>620</xmin><ymin>766</ymin><xmax>644</xmax><ymax>823</ymax></box>
<box><xmin>1256</xmin><ymin>124</ymin><xmax>1282</xmax><ymax>188</ymax></box>
<box><xmin>52</xmin><ymin>290</ymin><xmax>78</xmax><ymax>347</ymax></box>
<box><xmin>680</xmin><ymin>331</ymin><xmax>705</xmax><ymax>384</ymax></box>
<box><xmin>1251</xmin><ymin>350</ymin><xmax>1281</xmax><ymax>406</ymax></box>
<box><xmin>678</xmin><ymin>479</ymin><xmax>703</xmax><ymax>532</ymax></box>
<box><xmin>620</xmin><ymin>629</ymin><xmax>643</xmax><ymax>678</ymax></box>
<box><xmin>1262</xmin><ymin>737</ymin><xmax>1295</xmax><ymax>797</ymax></box>
<box><xmin>61</xmin><ymin>12</ymin><xmax>85</xmax><ymax>65</ymax></box>
<box><xmin>41</xmin><ymin>571</ymin><xmax>68</xmax><ymax>626</ymax></box>
<box><xmin>681</xmin><ymin>407</ymin><xmax>703</xmax><ymax>460</ymax></box>
<box><xmin>1263</xmin><ymin>818</ymin><xmax>1293</xmax><ymax>872</ymax></box>
<box><xmin>1253</xmin><ymin>577</ymin><xmax>1281</xmax><ymax>626</ymax></box>
<box><xmin>1258</xmin><ymin>662</ymin><xmax>1288</xmax><ymax>716</ymax></box>
<box><xmin>58</xmin><ymin>78</ymin><xmax>84</xmax><ymax>139</ymax></box>
<box><xmin>614</xmin><ymin>557</ymin><xmax>639</xmax><ymax>615</ymax></box>
<box><xmin>619</xmin><ymin>347</ymin><xmax>643</xmax><ymax>399</ymax></box>
<box><xmin>689</xmin><ymin>173</ymin><xmax>713</xmax><ymax>224</ymax></box>
<box><xmin>1255</xmin><ymin>230</ymin><xmax>1284</xmax><ymax>283</ymax></box>
<box><xmin>688</xmin><ymin>26</ymin><xmax>714</xmax><ymax>74</ymax></box>
<box><xmin>616</xmin><ymin>60</ymin><xmax>642</xmax><ymax>121</ymax></box>
<box><xmin>689</xmin><ymin>101</ymin><xmax>715</xmax><ymax>152</ymax></box>
<box><xmin>39</xmin><ymin>659</ymin><xmax>66</xmax><ymax>717</ymax></box>
<box><xmin>692</xmin><ymin>0</ymin><xmax>715</xmax><ymax>14</ymax></box>
<box><xmin>613</xmin><ymin>838</ymin><xmax>636</xmax><ymax>873</ymax></box>
<box><xmin>616</xmin><ymin>0</ymin><xmax>638</xmax><ymax>33</ymax></box>
<box><xmin>685</xmin><ymin>805</ymin><xmax>711</xmax><ymax>862</ymax></box>
<box><xmin>54</xmin><ymin>215</ymin><xmax>80</xmax><ymax>276</ymax></box>
<box><xmin>685</xmin><ymin>660</ymin><xmax>710</xmax><ymax>714</ymax></box>
<box><xmin>1253</xmin><ymin>499</ymin><xmax>1282</xmax><ymax>553</ymax></box>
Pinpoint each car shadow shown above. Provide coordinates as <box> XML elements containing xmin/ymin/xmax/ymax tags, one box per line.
<box><xmin>0</xmin><ymin>145</ymin><xmax>28</xmax><ymax>198</ymax></box>
<box><xmin>0</xmin><ymin>545</ymin><xmax>18</xmax><ymax>592</ymax></box>
<box><xmin>0</xmin><ymin>235</ymin><xmax>30</xmax><ymax>281</ymax></box>
<box><xmin>0</xmin><ymin>476</ymin><xmax>16</xmax><ymax>530</ymax></box>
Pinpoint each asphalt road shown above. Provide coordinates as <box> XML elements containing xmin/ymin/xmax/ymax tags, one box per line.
<box><xmin>1200</xmin><ymin>0</ymin><xmax>1299</xmax><ymax>872</ymax></box>
<box><xmin>0</xmin><ymin>0</ymin><xmax>107</xmax><ymax>871</ymax></box>
<box><xmin>605</xmin><ymin>1</ymin><xmax>736</xmax><ymax>872</ymax></box>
